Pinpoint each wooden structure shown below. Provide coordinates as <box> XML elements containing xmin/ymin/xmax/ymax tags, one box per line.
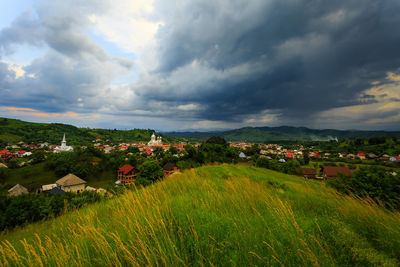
<box><xmin>118</xmin><ymin>164</ymin><xmax>137</xmax><ymax>185</ymax></box>
<box><xmin>163</xmin><ymin>163</ymin><xmax>179</xmax><ymax>176</ymax></box>
<box><xmin>321</xmin><ymin>166</ymin><xmax>353</xmax><ymax>180</ymax></box>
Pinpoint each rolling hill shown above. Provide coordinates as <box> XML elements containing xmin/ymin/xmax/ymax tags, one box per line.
<box><xmin>1</xmin><ymin>164</ymin><xmax>399</xmax><ymax>266</ymax></box>
<box><xmin>166</xmin><ymin>126</ymin><xmax>400</xmax><ymax>142</ymax></box>
<box><xmin>0</xmin><ymin>117</ymin><xmax>186</xmax><ymax>145</ymax></box>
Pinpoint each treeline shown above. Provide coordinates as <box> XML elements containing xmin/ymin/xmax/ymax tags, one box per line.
<box><xmin>327</xmin><ymin>167</ymin><xmax>400</xmax><ymax>210</ymax></box>
<box><xmin>309</xmin><ymin>136</ymin><xmax>400</xmax><ymax>155</ymax></box>
<box><xmin>0</xmin><ymin>191</ymin><xmax>103</xmax><ymax>231</ymax></box>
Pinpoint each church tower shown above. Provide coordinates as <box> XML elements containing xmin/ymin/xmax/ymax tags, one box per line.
<box><xmin>61</xmin><ymin>133</ymin><xmax>67</xmax><ymax>147</ymax></box>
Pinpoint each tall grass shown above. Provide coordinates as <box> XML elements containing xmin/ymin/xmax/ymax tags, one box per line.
<box><xmin>1</xmin><ymin>164</ymin><xmax>399</xmax><ymax>266</ymax></box>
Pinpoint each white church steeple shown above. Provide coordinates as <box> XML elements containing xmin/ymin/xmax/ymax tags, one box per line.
<box><xmin>61</xmin><ymin>133</ymin><xmax>66</xmax><ymax>147</ymax></box>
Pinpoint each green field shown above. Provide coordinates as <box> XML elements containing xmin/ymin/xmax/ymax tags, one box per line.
<box><xmin>1</xmin><ymin>164</ymin><xmax>399</xmax><ymax>266</ymax></box>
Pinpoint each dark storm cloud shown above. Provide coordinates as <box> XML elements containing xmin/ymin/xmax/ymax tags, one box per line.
<box><xmin>137</xmin><ymin>0</ymin><xmax>400</xmax><ymax>123</ymax></box>
<box><xmin>1</xmin><ymin>0</ymin><xmax>400</xmax><ymax>129</ymax></box>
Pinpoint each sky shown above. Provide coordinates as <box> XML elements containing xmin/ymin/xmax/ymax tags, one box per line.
<box><xmin>1</xmin><ymin>0</ymin><xmax>400</xmax><ymax>131</ymax></box>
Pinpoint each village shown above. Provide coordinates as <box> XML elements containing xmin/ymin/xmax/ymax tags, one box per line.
<box><xmin>2</xmin><ymin>132</ymin><xmax>400</xmax><ymax>198</ymax></box>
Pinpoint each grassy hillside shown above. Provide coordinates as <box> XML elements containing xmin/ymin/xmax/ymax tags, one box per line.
<box><xmin>166</xmin><ymin>126</ymin><xmax>400</xmax><ymax>142</ymax></box>
<box><xmin>0</xmin><ymin>117</ymin><xmax>186</xmax><ymax>145</ymax></box>
<box><xmin>1</xmin><ymin>165</ymin><xmax>399</xmax><ymax>266</ymax></box>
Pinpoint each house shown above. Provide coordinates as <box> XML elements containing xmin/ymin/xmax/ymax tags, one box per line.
<box><xmin>357</xmin><ymin>152</ymin><xmax>366</xmax><ymax>160</ymax></box>
<box><xmin>8</xmin><ymin>184</ymin><xmax>28</xmax><ymax>197</ymax></box>
<box><xmin>346</xmin><ymin>154</ymin><xmax>356</xmax><ymax>159</ymax></box>
<box><xmin>285</xmin><ymin>152</ymin><xmax>294</xmax><ymax>159</ymax></box>
<box><xmin>321</xmin><ymin>166</ymin><xmax>353</xmax><ymax>179</ymax></box>
<box><xmin>118</xmin><ymin>164</ymin><xmax>137</xmax><ymax>185</ymax></box>
<box><xmin>279</xmin><ymin>158</ymin><xmax>286</xmax><ymax>163</ymax></box>
<box><xmin>41</xmin><ymin>183</ymin><xmax>57</xmax><ymax>192</ymax></box>
<box><xmin>295</xmin><ymin>168</ymin><xmax>317</xmax><ymax>179</ymax></box>
<box><xmin>389</xmin><ymin>156</ymin><xmax>400</xmax><ymax>162</ymax></box>
<box><xmin>163</xmin><ymin>162</ymin><xmax>179</xmax><ymax>176</ymax></box>
<box><xmin>239</xmin><ymin>152</ymin><xmax>246</xmax><ymax>159</ymax></box>
<box><xmin>85</xmin><ymin>186</ymin><xmax>97</xmax><ymax>191</ymax></box>
<box><xmin>56</xmin><ymin>174</ymin><xmax>87</xmax><ymax>193</ymax></box>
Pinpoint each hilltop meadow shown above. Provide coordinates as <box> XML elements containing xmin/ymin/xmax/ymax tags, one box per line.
<box><xmin>1</xmin><ymin>164</ymin><xmax>399</xmax><ymax>266</ymax></box>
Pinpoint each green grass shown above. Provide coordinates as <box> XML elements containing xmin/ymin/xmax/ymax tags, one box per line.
<box><xmin>0</xmin><ymin>163</ymin><xmax>58</xmax><ymax>193</ymax></box>
<box><xmin>1</xmin><ymin>164</ymin><xmax>399</xmax><ymax>266</ymax></box>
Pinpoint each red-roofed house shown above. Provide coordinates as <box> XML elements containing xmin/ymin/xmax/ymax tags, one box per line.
<box><xmin>145</xmin><ymin>149</ymin><xmax>152</xmax><ymax>155</ymax></box>
<box><xmin>118</xmin><ymin>164</ymin><xmax>137</xmax><ymax>185</ymax></box>
<box><xmin>285</xmin><ymin>152</ymin><xmax>294</xmax><ymax>159</ymax></box>
<box><xmin>321</xmin><ymin>166</ymin><xmax>354</xmax><ymax>179</ymax></box>
<box><xmin>357</xmin><ymin>152</ymin><xmax>366</xmax><ymax>160</ymax></box>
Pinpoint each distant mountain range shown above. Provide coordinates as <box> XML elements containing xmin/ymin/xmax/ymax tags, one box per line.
<box><xmin>2</xmin><ymin>117</ymin><xmax>399</xmax><ymax>145</ymax></box>
<box><xmin>165</xmin><ymin>126</ymin><xmax>400</xmax><ymax>142</ymax></box>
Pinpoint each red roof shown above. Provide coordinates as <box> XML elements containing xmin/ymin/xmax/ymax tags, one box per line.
<box><xmin>145</xmin><ymin>149</ymin><xmax>152</xmax><ymax>154</ymax></box>
<box><xmin>18</xmin><ymin>151</ymin><xmax>26</xmax><ymax>154</ymax></box>
<box><xmin>357</xmin><ymin>152</ymin><xmax>366</xmax><ymax>156</ymax></box>
<box><xmin>0</xmin><ymin>149</ymin><xmax>9</xmax><ymax>154</ymax></box>
<box><xmin>118</xmin><ymin>164</ymin><xmax>135</xmax><ymax>175</ymax></box>
<box><xmin>322</xmin><ymin>166</ymin><xmax>353</xmax><ymax>178</ymax></box>
<box><xmin>285</xmin><ymin>152</ymin><xmax>294</xmax><ymax>158</ymax></box>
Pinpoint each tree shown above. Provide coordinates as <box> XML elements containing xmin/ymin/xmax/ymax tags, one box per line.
<box><xmin>7</xmin><ymin>159</ymin><xmax>18</xmax><ymax>169</ymax></box>
<box><xmin>205</xmin><ymin>136</ymin><xmax>227</xmax><ymax>145</ymax></box>
<box><xmin>32</xmin><ymin>150</ymin><xmax>46</xmax><ymax>164</ymax></box>
<box><xmin>303</xmin><ymin>149</ymin><xmax>310</xmax><ymax>165</ymax></box>
<box><xmin>245</xmin><ymin>144</ymin><xmax>260</xmax><ymax>156</ymax></box>
<box><xmin>256</xmin><ymin>157</ymin><xmax>270</xmax><ymax>168</ymax></box>
<box><xmin>137</xmin><ymin>160</ymin><xmax>163</xmax><ymax>185</ymax></box>
<box><xmin>127</xmin><ymin>146</ymin><xmax>140</xmax><ymax>153</ymax></box>
<box><xmin>0</xmin><ymin>168</ymin><xmax>9</xmax><ymax>183</ymax></box>
<box><xmin>169</xmin><ymin>146</ymin><xmax>178</xmax><ymax>155</ymax></box>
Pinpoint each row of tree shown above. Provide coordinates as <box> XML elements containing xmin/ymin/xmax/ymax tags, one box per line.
<box><xmin>0</xmin><ymin>191</ymin><xmax>102</xmax><ymax>231</ymax></box>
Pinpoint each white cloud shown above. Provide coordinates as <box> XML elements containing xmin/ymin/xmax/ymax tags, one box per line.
<box><xmin>89</xmin><ymin>0</ymin><xmax>162</xmax><ymax>70</ymax></box>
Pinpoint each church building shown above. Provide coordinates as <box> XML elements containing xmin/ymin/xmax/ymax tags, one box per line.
<box><xmin>54</xmin><ymin>133</ymin><xmax>73</xmax><ymax>152</ymax></box>
<box><xmin>147</xmin><ymin>133</ymin><xmax>162</xmax><ymax>146</ymax></box>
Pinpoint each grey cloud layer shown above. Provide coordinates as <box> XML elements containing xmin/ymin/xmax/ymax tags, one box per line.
<box><xmin>1</xmin><ymin>0</ymin><xmax>400</xmax><ymax>129</ymax></box>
